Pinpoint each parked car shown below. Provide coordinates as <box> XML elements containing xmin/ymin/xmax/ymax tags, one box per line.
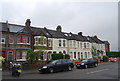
<box><xmin>38</xmin><ymin>59</ymin><xmax>74</xmax><ymax>73</ymax></box>
<box><xmin>109</xmin><ymin>57</ymin><xmax>117</xmax><ymax>62</ymax></box>
<box><xmin>76</xmin><ymin>59</ymin><xmax>98</xmax><ymax>69</ymax></box>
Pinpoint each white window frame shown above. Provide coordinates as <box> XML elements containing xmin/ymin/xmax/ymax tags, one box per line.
<box><xmin>63</xmin><ymin>40</ymin><xmax>66</xmax><ymax>47</ymax></box>
<box><xmin>34</xmin><ymin>36</ymin><xmax>47</xmax><ymax>46</ymax></box>
<box><xmin>87</xmin><ymin>43</ymin><xmax>89</xmax><ymax>48</ymax></box>
<box><xmin>22</xmin><ymin>51</ymin><xmax>27</xmax><ymax>60</ymax></box>
<box><xmin>48</xmin><ymin>38</ymin><xmax>52</xmax><ymax>47</ymax></box>
<box><xmin>7</xmin><ymin>51</ymin><xmax>13</xmax><ymax>61</ymax></box>
<box><xmin>80</xmin><ymin>42</ymin><xmax>82</xmax><ymax>48</ymax></box>
<box><xmin>1</xmin><ymin>38</ymin><xmax>5</xmax><ymax>44</ymax></box>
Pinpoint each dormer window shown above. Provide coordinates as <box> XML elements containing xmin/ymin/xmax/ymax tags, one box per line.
<box><xmin>64</xmin><ymin>34</ymin><xmax>68</xmax><ymax>36</ymax></box>
<box><xmin>46</xmin><ymin>33</ymin><xmax>49</xmax><ymax>35</ymax></box>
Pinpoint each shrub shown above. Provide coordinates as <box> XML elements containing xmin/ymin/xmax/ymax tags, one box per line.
<box><xmin>65</xmin><ymin>54</ymin><xmax>70</xmax><ymax>59</ymax></box>
<box><xmin>51</xmin><ymin>53</ymin><xmax>63</xmax><ymax>60</ymax></box>
<box><xmin>26</xmin><ymin>50</ymin><xmax>43</xmax><ymax>64</ymax></box>
<box><xmin>106</xmin><ymin>51</ymin><xmax>120</xmax><ymax>57</ymax></box>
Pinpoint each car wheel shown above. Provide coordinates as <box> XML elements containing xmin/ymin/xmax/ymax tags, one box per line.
<box><xmin>84</xmin><ymin>65</ymin><xmax>88</xmax><ymax>69</ymax></box>
<box><xmin>94</xmin><ymin>63</ymin><xmax>98</xmax><ymax>67</ymax></box>
<box><xmin>49</xmin><ymin>68</ymin><xmax>54</xmax><ymax>73</ymax></box>
<box><xmin>68</xmin><ymin>66</ymin><xmax>72</xmax><ymax>71</ymax></box>
<box><xmin>39</xmin><ymin>71</ymin><xmax>43</xmax><ymax>74</ymax></box>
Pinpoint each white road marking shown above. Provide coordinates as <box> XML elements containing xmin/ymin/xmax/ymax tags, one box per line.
<box><xmin>87</xmin><ymin>69</ymin><xmax>109</xmax><ymax>74</ymax></box>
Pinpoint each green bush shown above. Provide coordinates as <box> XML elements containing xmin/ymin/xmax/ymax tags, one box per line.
<box><xmin>51</xmin><ymin>53</ymin><xmax>70</xmax><ymax>60</ymax></box>
<box><xmin>51</xmin><ymin>53</ymin><xmax>63</xmax><ymax>60</ymax></box>
<box><xmin>65</xmin><ymin>54</ymin><xmax>70</xmax><ymax>59</ymax></box>
<box><xmin>106</xmin><ymin>51</ymin><xmax>120</xmax><ymax>57</ymax></box>
<box><xmin>98</xmin><ymin>56</ymin><xmax>102</xmax><ymax>59</ymax></box>
<box><xmin>26</xmin><ymin>50</ymin><xmax>43</xmax><ymax>64</ymax></box>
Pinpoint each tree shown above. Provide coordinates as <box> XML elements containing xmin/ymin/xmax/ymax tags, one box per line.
<box><xmin>26</xmin><ymin>50</ymin><xmax>43</xmax><ymax>64</ymax></box>
<box><xmin>91</xmin><ymin>46</ymin><xmax>97</xmax><ymax>58</ymax></box>
<box><xmin>26</xmin><ymin>50</ymin><xmax>35</xmax><ymax>64</ymax></box>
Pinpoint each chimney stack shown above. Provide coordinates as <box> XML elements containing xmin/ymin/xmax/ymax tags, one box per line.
<box><xmin>25</xmin><ymin>19</ymin><xmax>31</xmax><ymax>27</ymax></box>
<box><xmin>78</xmin><ymin>32</ymin><xmax>82</xmax><ymax>36</ymax></box>
<box><xmin>93</xmin><ymin>35</ymin><xmax>97</xmax><ymax>38</ymax></box>
<box><xmin>56</xmin><ymin>25</ymin><xmax>62</xmax><ymax>32</ymax></box>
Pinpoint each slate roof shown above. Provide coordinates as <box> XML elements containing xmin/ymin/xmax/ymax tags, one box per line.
<box><xmin>18</xmin><ymin>26</ymin><xmax>32</xmax><ymax>35</ymax></box>
<box><xmin>0</xmin><ymin>23</ymin><xmax>9</xmax><ymax>32</ymax></box>
<box><xmin>45</xmin><ymin>28</ymin><xmax>66</xmax><ymax>38</ymax></box>
<box><xmin>91</xmin><ymin>36</ymin><xmax>105</xmax><ymax>44</ymax></box>
<box><xmin>0</xmin><ymin>22</ymin><xmax>108</xmax><ymax>44</ymax></box>
<box><xmin>87</xmin><ymin>36</ymin><xmax>96</xmax><ymax>43</ymax></box>
<box><xmin>103</xmin><ymin>41</ymin><xmax>110</xmax><ymax>45</ymax></box>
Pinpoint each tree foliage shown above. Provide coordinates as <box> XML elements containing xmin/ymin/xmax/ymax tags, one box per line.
<box><xmin>92</xmin><ymin>46</ymin><xmax>97</xmax><ymax>57</ymax></box>
<box><xmin>26</xmin><ymin>50</ymin><xmax>43</xmax><ymax>64</ymax></box>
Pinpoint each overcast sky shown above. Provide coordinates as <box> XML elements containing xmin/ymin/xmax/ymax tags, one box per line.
<box><xmin>0</xmin><ymin>0</ymin><xmax>119</xmax><ymax>51</ymax></box>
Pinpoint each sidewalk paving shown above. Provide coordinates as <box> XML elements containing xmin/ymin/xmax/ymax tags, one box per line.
<box><xmin>2</xmin><ymin>69</ymin><xmax>38</xmax><ymax>76</ymax></box>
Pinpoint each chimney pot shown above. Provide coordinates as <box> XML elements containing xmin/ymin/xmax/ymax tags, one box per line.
<box><xmin>56</xmin><ymin>25</ymin><xmax>62</xmax><ymax>32</ymax></box>
<box><xmin>78</xmin><ymin>32</ymin><xmax>82</xmax><ymax>36</ymax></box>
<box><xmin>25</xmin><ymin>19</ymin><xmax>31</xmax><ymax>27</ymax></box>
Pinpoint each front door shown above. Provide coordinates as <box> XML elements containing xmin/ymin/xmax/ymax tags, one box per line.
<box><xmin>8</xmin><ymin>51</ymin><xmax>13</xmax><ymax>61</ymax></box>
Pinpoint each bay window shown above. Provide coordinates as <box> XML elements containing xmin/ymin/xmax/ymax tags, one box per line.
<box><xmin>17</xmin><ymin>35</ymin><xmax>30</xmax><ymax>44</ymax></box>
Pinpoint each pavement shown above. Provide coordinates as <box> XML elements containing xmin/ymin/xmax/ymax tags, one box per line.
<box><xmin>2</xmin><ymin>69</ymin><xmax>38</xmax><ymax>76</ymax></box>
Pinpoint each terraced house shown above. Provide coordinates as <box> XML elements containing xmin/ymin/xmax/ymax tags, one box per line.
<box><xmin>0</xmin><ymin>19</ymin><xmax>110</xmax><ymax>62</ymax></box>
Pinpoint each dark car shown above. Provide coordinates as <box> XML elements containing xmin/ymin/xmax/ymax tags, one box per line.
<box><xmin>76</xmin><ymin>59</ymin><xmax>98</xmax><ymax>69</ymax></box>
<box><xmin>38</xmin><ymin>59</ymin><xmax>74</xmax><ymax>73</ymax></box>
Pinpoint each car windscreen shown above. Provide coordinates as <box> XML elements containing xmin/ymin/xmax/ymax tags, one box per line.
<box><xmin>49</xmin><ymin>60</ymin><xmax>58</xmax><ymax>64</ymax></box>
<box><xmin>81</xmin><ymin>59</ymin><xmax>88</xmax><ymax>62</ymax></box>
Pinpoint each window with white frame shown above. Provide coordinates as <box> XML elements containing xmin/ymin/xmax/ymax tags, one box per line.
<box><xmin>63</xmin><ymin>40</ymin><xmax>65</xmax><ymax>47</ymax></box>
<box><xmin>69</xmin><ymin>40</ymin><xmax>72</xmax><ymax>47</ymax></box>
<box><xmin>35</xmin><ymin>37</ymin><xmax>39</xmax><ymax>45</ymax></box>
<box><xmin>48</xmin><ymin>39</ymin><xmax>52</xmax><ymax>47</ymax></box>
<box><xmin>84</xmin><ymin>43</ymin><xmax>86</xmax><ymax>48</ymax></box>
<box><xmin>80</xmin><ymin>43</ymin><xmax>82</xmax><ymax>48</ymax></box>
<box><xmin>59</xmin><ymin>40</ymin><xmax>62</xmax><ymax>47</ymax></box>
<box><xmin>74</xmin><ymin>52</ymin><xmax>76</xmax><ymax>59</ymax></box>
<box><xmin>35</xmin><ymin>36</ymin><xmax>47</xmax><ymax>46</ymax></box>
<box><xmin>77</xmin><ymin>41</ymin><xmax>79</xmax><ymax>47</ymax></box>
<box><xmin>42</xmin><ymin>38</ymin><xmax>47</xmax><ymax>45</ymax></box>
<box><xmin>16</xmin><ymin>51</ymin><xmax>20</xmax><ymax>59</ymax></box>
<box><xmin>81</xmin><ymin>52</ymin><xmax>83</xmax><ymax>59</ymax></box>
<box><xmin>22</xmin><ymin>51</ymin><xmax>27</xmax><ymax>59</ymax></box>
<box><xmin>88</xmin><ymin>52</ymin><xmax>90</xmax><ymax>58</ymax></box>
<box><xmin>87</xmin><ymin>43</ymin><xmax>89</xmax><ymax>48</ymax></box>
<box><xmin>73</xmin><ymin>40</ymin><xmax>76</xmax><ymax>47</ymax></box>
<box><xmin>85</xmin><ymin>52</ymin><xmax>87</xmax><ymax>58</ymax></box>
<box><xmin>1</xmin><ymin>38</ymin><xmax>5</xmax><ymax>44</ymax></box>
<box><xmin>9</xmin><ymin>35</ymin><xmax>14</xmax><ymax>44</ymax></box>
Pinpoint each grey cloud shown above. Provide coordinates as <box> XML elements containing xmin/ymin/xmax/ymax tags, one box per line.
<box><xmin>1</xmin><ymin>1</ymin><xmax>118</xmax><ymax>51</ymax></box>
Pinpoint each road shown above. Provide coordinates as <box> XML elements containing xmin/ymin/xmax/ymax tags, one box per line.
<box><xmin>2</xmin><ymin>62</ymin><xmax>119</xmax><ymax>79</ymax></box>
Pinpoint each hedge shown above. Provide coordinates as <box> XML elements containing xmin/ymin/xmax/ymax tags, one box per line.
<box><xmin>106</xmin><ymin>51</ymin><xmax>120</xmax><ymax>57</ymax></box>
<box><xmin>51</xmin><ymin>53</ymin><xmax>70</xmax><ymax>60</ymax></box>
